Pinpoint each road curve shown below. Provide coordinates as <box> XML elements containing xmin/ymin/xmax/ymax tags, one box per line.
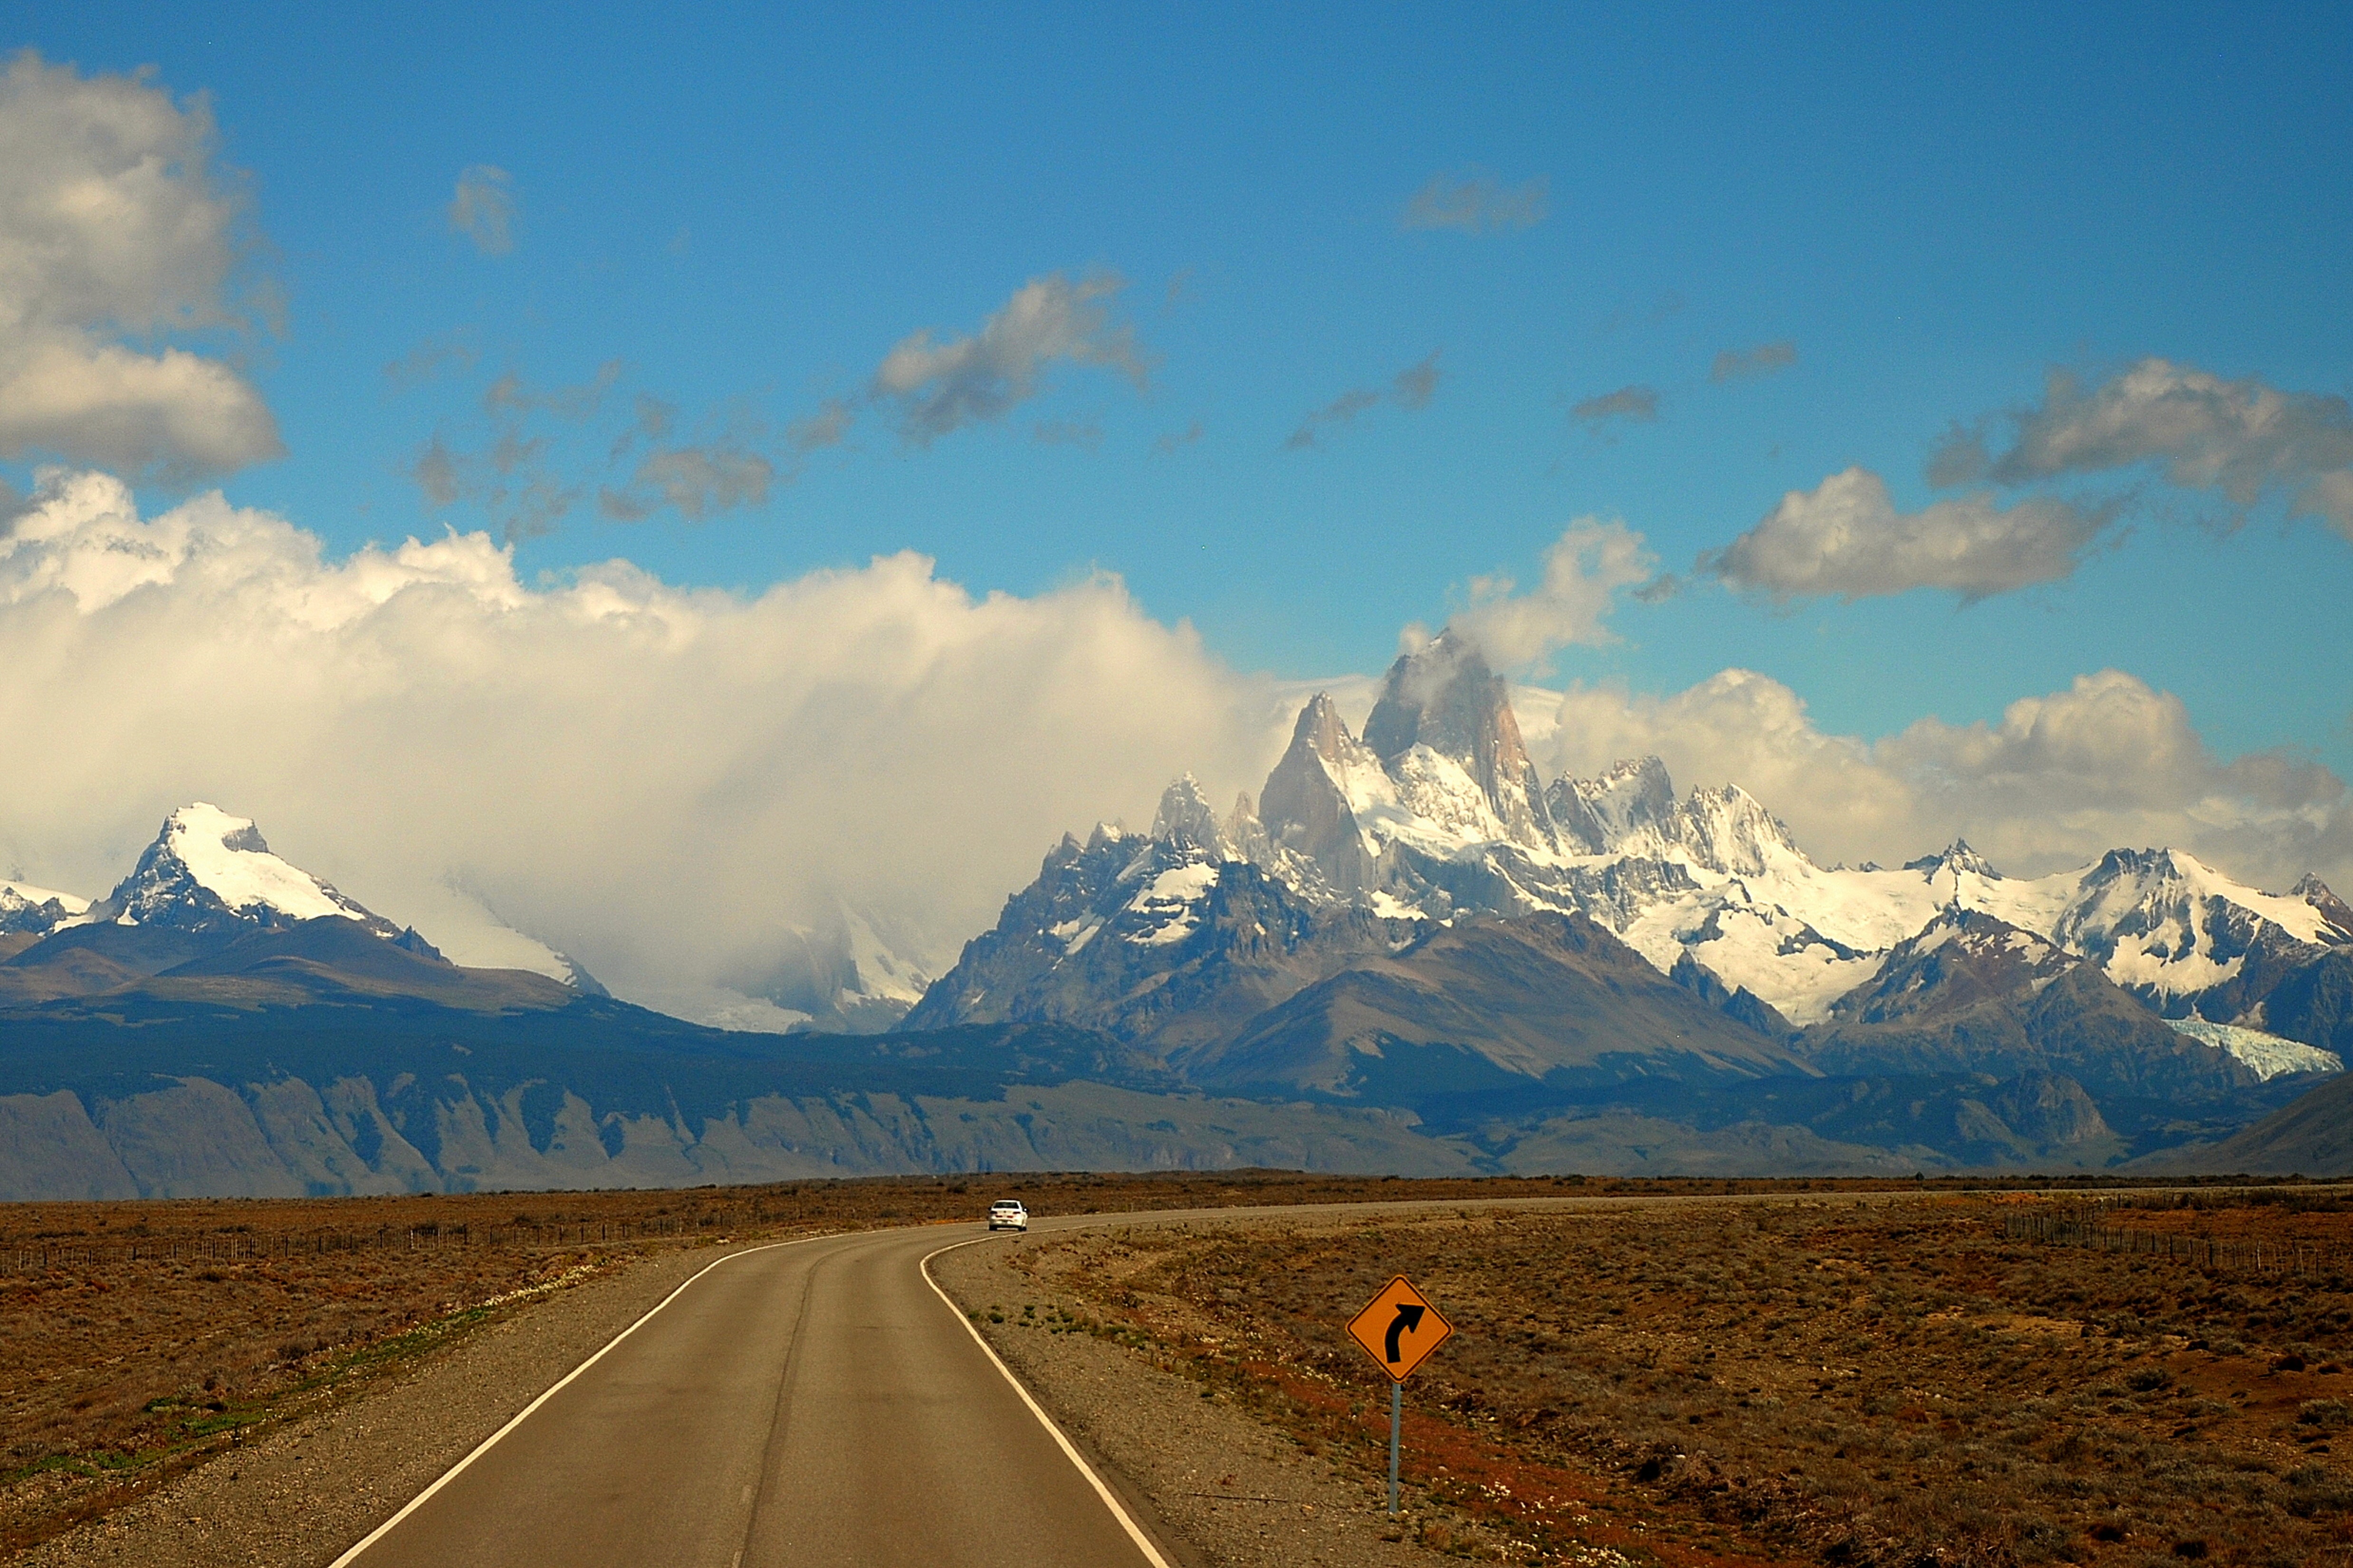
<box><xmin>332</xmin><ymin>1186</ymin><xmax>1959</xmax><ymax>1567</ymax></box>
<box><xmin>334</xmin><ymin>1223</ymin><xmax>1166</xmax><ymax>1568</ymax></box>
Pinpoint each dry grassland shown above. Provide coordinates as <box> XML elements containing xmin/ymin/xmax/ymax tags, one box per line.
<box><xmin>1012</xmin><ymin>1188</ymin><xmax>2353</xmax><ymax>1567</ymax></box>
<box><xmin>0</xmin><ymin>1168</ymin><xmax>1595</xmax><ymax>1555</ymax></box>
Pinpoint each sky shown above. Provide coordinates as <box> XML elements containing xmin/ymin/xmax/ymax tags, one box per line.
<box><xmin>1</xmin><ymin>3</ymin><xmax>2349</xmax><ymax>1023</ymax></box>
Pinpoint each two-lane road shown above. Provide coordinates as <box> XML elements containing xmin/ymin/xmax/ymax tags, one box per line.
<box><xmin>334</xmin><ymin>1223</ymin><xmax>1166</xmax><ymax>1568</ymax></box>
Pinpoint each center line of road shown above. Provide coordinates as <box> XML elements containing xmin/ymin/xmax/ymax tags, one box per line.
<box><xmin>921</xmin><ymin>1235</ymin><xmax>1176</xmax><ymax>1568</ymax></box>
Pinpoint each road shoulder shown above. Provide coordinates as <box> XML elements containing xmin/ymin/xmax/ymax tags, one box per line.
<box><xmin>12</xmin><ymin>1244</ymin><xmax>734</xmax><ymax>1568</ymax></box>
<box><xmin>933</xmin><ymin>1232</ymin><xmax>1456</xmax><ymax>1568</ymax></box>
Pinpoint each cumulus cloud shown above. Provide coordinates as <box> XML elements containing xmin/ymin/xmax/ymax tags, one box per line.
<box><xmin>1569</xmin><ymin>384</ymin><xmax>1659</xmax><ymax>436</ymax></box>
<box><xmin>1533</xmin><ymin>667</ymin><xmax>2351</xmax><ymax>894</ymax></box>
<box><xmin>870</xmin><ymin>273</ymin><xmax>1148</xmax><ymax>445</ymax></box>
<box><xmin>1700</xmin><ymin>466</ymin><xmax>2114</xmax><ymax>602</ymax></box>
<box><xmin>0</xmin><ymin>471</ymin><xmax>1295</xmax><ymax>1026</ymax></box>
<box><xmin>1284</xmin><ymin>354</ymin><xmax>1442</xmax><ymax>450</ymax></box>
<box><xmin>1401</xmin><ymin>172</ymin><xmax>1549</xmax><ymax>232</ymax></box>
<box><xmin>1932</xmin><ymin>358</ymin><xmax>2353</xmax><ymax>539</ymax></box>
<box><xmin>1444</xmin><ymin>518</ymin><xmax>1654</xmax><ymax>670</ymax></box>
<box><xmin>1709</xmin><ymin>341</ymin><xmax>1797</xmax><ymax>383</ymax></box>
<box><xmin>447</xmin><ymin>165</ymin><xmax>515</xmax><ymax>256</ymax></box>
<box><xmin>0</xmin><ymin>51</ymin><xmax>281</xmax><ymax>483</ymax></box>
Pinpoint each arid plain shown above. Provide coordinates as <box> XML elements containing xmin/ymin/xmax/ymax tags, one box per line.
<box><xmin>8</xmin><ymin>1176</ymin><xmax>2353</xmax><ymax>1566</ymax></box>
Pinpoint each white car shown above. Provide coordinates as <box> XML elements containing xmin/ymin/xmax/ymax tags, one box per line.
<box><xmin>987</xmin><ymin>1200</ymin><xmax>1028</xmax><ymax>1232</ymax></box>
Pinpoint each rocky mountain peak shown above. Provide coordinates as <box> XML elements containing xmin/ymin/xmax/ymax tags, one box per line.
<box><xmin>0</xmin><ymin>880</ymin><xmax>87</xmax><ymax>937</ymax></box>
<box><xmin>1904</xmin><ymin>840</ymin><xmax>2002</xmax><ymax>881</ymax></box>
<box><xmin>1547</xmin><ymin>755</ymin><xmax>1676</xmax><ymax>854</ymax></box>
<box><xmin>1362</xmin><ymin>632</ymin><xmax>1554</xmax><ymax>848</ymax></box>
<box><xmin>2292</xmin><ymin>873</ymin><xmax>2353</xmax><ymax>943</ymax></box>
<box><xmin>92</xmin><ymin>803</ymin><xmax>399</xmax><ymax>939</ymax></box>
<box><xmin>1150</xmin><ymin>774</ymin><xmax>1225</xmax><ymax>854</ymax></box>
<box><xmin>1258</xmin><ymin>693</ymin><xmax>1384</xmax><ymax>894</ymax></box>
<box><xmin>1668</xmin><ymin>784</ymin><xmax>1806</xmax><ymax>877</ymax></box>
<box><xmin>1291</xmin><ymin>691</ymin><xmax>1354</xmax><ymax>763</ymax></box>
<box><xmin>1829</xmin><ymin>905</ymin><xmax>2071</xmax><ymax>1025</ymax></box>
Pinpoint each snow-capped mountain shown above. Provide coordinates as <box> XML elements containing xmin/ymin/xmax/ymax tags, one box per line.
<box><xmin>5</xmin><ymin>804</ymin><xmax>604</xmax><ymax>994</ymax></box>
<box><xmin>916</xmin><ymin>635</ymin><xmax>2351</xmax><ymax>1064</ymax></box>
<box><xmin>81</xmin><ymin>803</ymin><xmax>406</xmax><ymax>938</ymax></box>
<box><xmin>0</xmin><ymin>879</ymin><xmax>88</xmax><ymax>937</ymax></box>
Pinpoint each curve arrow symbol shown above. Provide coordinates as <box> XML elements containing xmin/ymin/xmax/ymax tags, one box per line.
<box><xmin>1384</xmin><ymin>1303</ymin><xmax>1425</xmax><ymax>1363</ymax></box>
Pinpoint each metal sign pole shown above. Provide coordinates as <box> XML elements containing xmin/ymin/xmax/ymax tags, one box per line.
<box><xmin>1387</xmin><ymin>1381</ymin><xmax>1402</xmax><ymax>1518</ymax></box>
<box><xmin>1347</xmin><ymin>1275</ymin><xmax>1449</xmax><ymax>1524</ymax></box>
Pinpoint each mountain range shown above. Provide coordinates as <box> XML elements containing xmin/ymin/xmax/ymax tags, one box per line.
<box><xmin>4</xmin><ymin>642</ymin><xmax>2350</xmax><ymax>1196</ymax></box>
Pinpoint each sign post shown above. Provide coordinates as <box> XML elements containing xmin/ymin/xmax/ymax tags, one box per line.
<box><xmin>1345</xmin><ymin>1275</ymin><xmax>1453</xmax><ymax>1518</ymax></box>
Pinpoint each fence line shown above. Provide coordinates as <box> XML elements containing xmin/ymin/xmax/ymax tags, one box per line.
<box><xmin>0</xmin><ymin>1214</ymin><xmax>741</xmax><ymax>1276</ymax></box>
<box><xmin>2003</xmin><ymin>1208</ymin><xmax>2344</xmax><ymax>1280</ymax></box>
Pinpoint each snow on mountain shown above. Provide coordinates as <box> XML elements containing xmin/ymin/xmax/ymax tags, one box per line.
<box><xmin>921</xmin><ymin>631</ymin><xmax>2351</xmax><ymax>1048</ymax></box>
<box><xmin>0</xmin><ymin>879</ymin><xmax>89</xmax><ymax>936</ymax></box>
<box><xmin>1823</xmin><ymin>906</ymin><xmax>2074</xmax><ymax>1026</ymax></box>
<box><xmin>27</xmin><ymin>807</ymin><xmax>607</xmax><ymax>994</ymax></box>
<box><xmin>2052</xmin><ymin>848</ymin><xmax>2339</xmax><ymax>1001</ymax></box>
<box><xmin>2165</xmin><ymin>1018</ymin><xmax>2344</xmax><ymax>1081</ymax></box>
<box><xmin>85</xmin><ymin>803</ymin><xmax>402</xmax><ymax>937</ymax></box>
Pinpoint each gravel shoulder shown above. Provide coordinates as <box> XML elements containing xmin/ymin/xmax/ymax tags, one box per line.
<box><xmin>9</xmin><ymin>1242</ymin><xmax>736</xmax><ymax>1568</ymax></box>
<box><xmin>933</xmin><ymin>1228</ymin><xmax>1461</xmax><ymax>1568</ymax></box>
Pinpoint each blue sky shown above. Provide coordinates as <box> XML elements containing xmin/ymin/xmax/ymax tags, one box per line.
<box><xmin>7</xmin><ymin>0</ymin><xmax>2352</xmax><ymax>772</ymax></box>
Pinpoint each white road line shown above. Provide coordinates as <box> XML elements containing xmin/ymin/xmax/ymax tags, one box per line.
<box><xmin>922</xmin><ymin>1235</ymin><xmax>1175</xmax><ymax>1568</ymax></box>
<box><xmin>327</xmin><ymin>1233</ymin><xmax>834</xmax><ymax>1567</ymax></box>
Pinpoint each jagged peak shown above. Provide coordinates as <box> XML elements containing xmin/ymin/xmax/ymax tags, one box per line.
<box><xmin>1362</xmin><ymin>631</ymin><xmax>1554</xmax><ymax>848</ymax></box>
<box><xmin>1670</xmin><ymin>782</ymin><xmax>1808</xmax><ymax>873</ymax></box>
<box><xmin>95</xmin><ymin>803</ymin><xmax>396</xmax><ymax>937</ymax></box>
<box><xmin>1597</xmin><ymin>754</ymin><xmax>1674</xmax><ymax>792</ymax></box>
<box><xmin>1364</xmin><ymin>631</ymin><xmax>1502</xmax><ymax>764</ymax></box>
<box><xmin>1150</xmin><ymin>773</ymin><xmax>1223</xmax><ymax>851</ymax></box>
<box><xmin>2290</xmin><ymin>873</ymin><xmax>2353</xmax><ymax>934</ymax></box>
<box><xmin>1902</xmin><ymin>838</ymin><xmax>2002</xmax><ymax>880</ymax></box>
<box><xmin>1896</xmin><ymin>902</ymin><xmax>2055</xmax><ymax>959</ymax></box>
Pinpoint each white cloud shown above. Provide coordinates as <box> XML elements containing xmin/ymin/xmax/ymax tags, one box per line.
<box><xmin>1933</xmin><ymin>357</ymin><xmax>2353</xmax><ymax>540</ymax></box>
<box><xmin>1401</xmin><ymin>172</ymin><xmax>1549</xmax><ymax>233</ymax></box>
<box><xmin>1446</xmin><ymin>519</ymin><xmax>1654</xmax><ymax>670</ymax></box>
<box><xmin>1701</xmin><ymin>466</ymin><xmax>2112</xmax><ymax>602</ymax></box>
<box><xmin>1534</xmin><ymin>668</ymin><xmax>2351</xmax><ymax>893</ymax></box>
<box><xmin>0</xmin><ymin>51</ymin><xmax>281</xmax><ymax>482</ymax></box>
<box><xmin>448</xmin><ymin>165</ymin><xmax>515</xmax><ymax>256</ymax></box>
<box><xmin>870</xmin><ymin>273</ymin><xmax>1149</xmax><ymax>444</ymax></box>
<box><xmin>0</xmin><ymin>472</ymin><xmax>1293</xmax><ymax>1023</ymax></box>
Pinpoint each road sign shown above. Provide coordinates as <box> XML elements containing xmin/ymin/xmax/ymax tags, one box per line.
<box><xmin>1346</xmin><ymin>1275</ymin><xmax>1452</xmax><ymax>1382</ymax></box>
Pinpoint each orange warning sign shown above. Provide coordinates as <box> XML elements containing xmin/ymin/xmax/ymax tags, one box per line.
<box><xmin>1346</xmin><ymin>1275</ymin><xmax>1452</xmax><ymax>1381</ymax></box>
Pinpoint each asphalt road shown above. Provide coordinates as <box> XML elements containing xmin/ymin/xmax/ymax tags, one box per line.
<box><xmin>333</xmin><ymin>1221</ymin><xmax>1167</xmax><ymax>1568</ymax></box>
<box><xmin>331</xmin><ymin>1186</ymin><xmax>1943</xmax><ymax>1568</ymax></box>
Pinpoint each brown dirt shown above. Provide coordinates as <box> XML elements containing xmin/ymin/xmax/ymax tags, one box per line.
<box><xmin>1021</xmin><ymin>1192</ymin><xmax>2353</xmax><ymax>1567</ymax></box>
<box><xmin>0</xmin><ymin>1169</ymin><xmax>1683</xmax><ymax>1556</ymax></box>
<box><xmin>5</xmin><ymin>1173</ymin><xmax>2337</xmax><ymax>1563</ymax></box>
